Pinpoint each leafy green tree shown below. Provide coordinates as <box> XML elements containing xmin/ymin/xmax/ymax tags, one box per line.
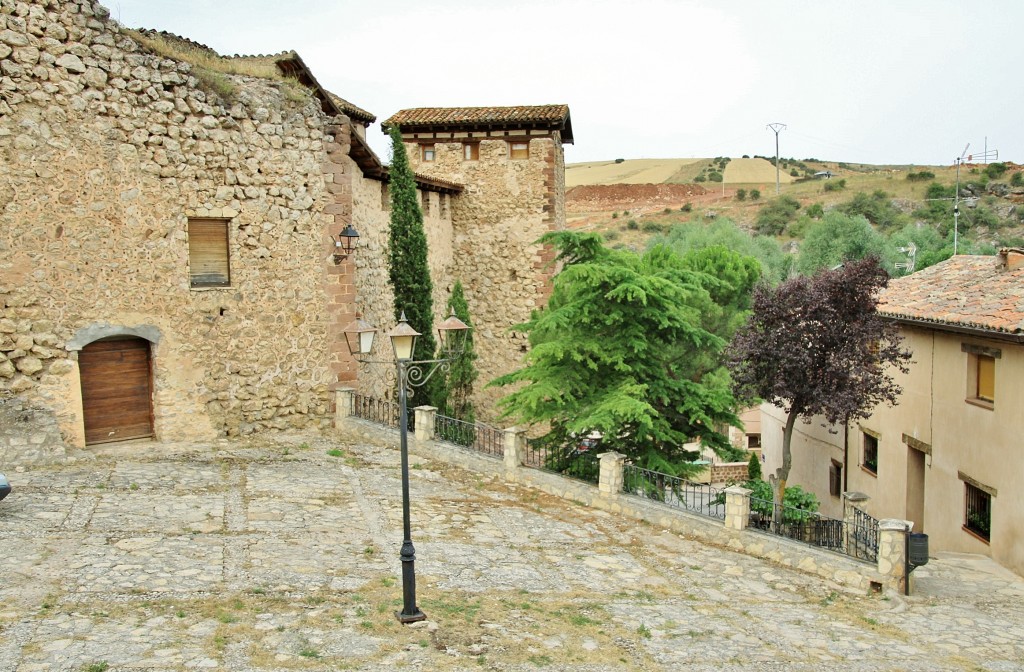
<box><xmin>886</xmin><ymin>223</ymin><xmax>951</xmax><ymax>273</ymax></box>
<box><xmin>493</xmin><ymin>232</ymin><xmax>742</xmax><ymax>476</ymax></box>
<box><xmin>755</xmin><ymin>195</ymin><xmax>801</xmax><ymax>235</ymax></box>
<box><xmin>652</xmin><ymin>217</ymin><xmax>790</xmax><ymax>284</ymax></box>
<box><xmin>441</xmin><ymin>280</ymin><xmax>478</xmax><ymax>422</ymax></box>
<box><xmin>796</xmin><ymin>211</ymin><xmax>889</xmax><ymax>275</ymax></box>
<box><xmin>747</xmin><ymin>452</ymin><xmax>762</xmax><ymax>481</ymax></box>
<box><xmin>727</xmin><ymin>258</ymin><xmax>911</xmax><ymax>515</ymax></box>
<box><xmin>835</xmin><ymin>190</ymin><xmax>906</xmax><ymax>230</ymax></box>
<box><xmin>387</xmin><ymin>126</ymin><xmax>441</xmax><ymax>405</ymax></box>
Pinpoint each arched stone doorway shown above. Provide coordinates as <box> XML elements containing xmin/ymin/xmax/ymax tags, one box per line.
<box><xmin>79</xmin><ymin>336</ymin><xmax>154</xmax><ymax>445</ymax></box>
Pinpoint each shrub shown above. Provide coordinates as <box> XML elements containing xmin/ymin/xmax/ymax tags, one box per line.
<box><xmin>626</xmin><ymin>219</ymin><xmax>639</xmax><ymax>230</ymax></box>
<box><xmin>742</xmin><ymin>154</ymin><xmax>750</xmax><ymax>159</ymax></box>
<box><xmin>754</xmin><ymin>195</ymin><xmax>801</xmax><ymax>235</ymax></box>
<box><xmin>612</xmin><ymin>212</ymin><xmax>618</xmax><ymax>219</ymax></box>
<box><xmin>663</xmin><ymin>207</ymin><xmax>672</xmax><ymax>214</ymax></box>
<box><xmin>615</xmin><ymin>158</ymin><xmax>625</xmax><ymax>164</ymax></box>
<box><xmin>906</xmin><ymin>170</ymin><xmax>935</xmax><ymax>182</ymax></box>
<box><xmin>736</xmin><ymin>188</ymin><xmax>747</xmax><ymax>202</ymax></box>
<box><xmin>750</xmin><ymin>189</ymin><xmax>761</xmax><ymax>201</ymax></box>
<box><xmin>837</xmin><ymin>189</ymin><xmax>905</xmax><ymax>229</ymax></box>
<box><xmin>694</xmin><ymin>175</ymin><xmax>707</xmax><ymax>183</ymax></box>
<box><xmin>681</xmin><ymin>203</ymin><xmax>693</xmax><ymax>212</ymax></box>
<box><xmin>603</xmin><ymin>230</ymin><xmax>619</xmax><ymax>241</ymax></box>
<box><xmin>806</xmin><ymin>203</ymin><xmax>824</xmax><ymax>218</ymax></box>
<box><xmin>642</xmin><ymin>221</ymin><xmax>666</xmax><ymax>233</ymax></box>
<box><xmin>789</xmin><ymin>169</ymin><xmax>799</xmax><ymax>177</ymax></box>
<box><xmin>1011</xmin><ymin>171</ymin><xmax>1024</xmax><ymax>187</ymax></box>
<box><xmin>708</xmin><ymin>171</ymin><xmax>723</xmax><ymax>183</ymax></box>
<box><xmin>823</xmin><ymin>178</ymin><xmax>847</xmax><ymax>192</ymax></box>
<box><xmin>984</xmin><ymin>162</ymin><xmax>1008</xmax><ymax>179</ymax></box>
<box><xmin>747</xmin><ymin>452</ymin><xmax>762</xmax><ymax>481</ymax></box>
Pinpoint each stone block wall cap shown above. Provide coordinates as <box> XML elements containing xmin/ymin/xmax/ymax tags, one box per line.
<box><xmin>596</xmin><ymin>451</ymin><xmax>626</xmax><ymax>459</ymax></box>
<box><xmin>413</xmin><ymin>405</ymin><xmax>437</xmax><ymax>412</ymax></box>
<box><xmin>723</xmin><ymin>485</ymin><xmax>752</xmax><ymax>495</ymax></box>
<box><xmin>878</xmin><ymin>519</ymin><xmax>913</xmax><ymax>531</ymax></box>
<box><xmin>843</xmin><ymin>491</ymin><xmax>870</xmax><ymax>502</ymax></box>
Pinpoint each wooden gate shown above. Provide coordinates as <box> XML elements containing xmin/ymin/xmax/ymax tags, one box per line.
<box><xmin>79</xmin><ymin>337</ymin><xmax>154</xmax><ymax>445</ymax></box>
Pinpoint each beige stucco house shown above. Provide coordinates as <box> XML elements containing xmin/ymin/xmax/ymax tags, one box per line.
<box><xmin>761</xmin><ymin>249</ymin><xmax>1024</xmax><ymax>576</ymax></box>
<box><xmin>0</xmin><ymin>0</ymin><xmax>571</xmax><ymax>461</ymax></box>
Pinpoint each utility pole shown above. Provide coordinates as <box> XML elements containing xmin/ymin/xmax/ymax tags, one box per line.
<box><xmin>767</xmin><ymin>123</ymin><xmax>786</xmax><ymax>195</ymax></box>
<box><xmin>953</xmin><ymin>144</ymin><xmax>968</xmax><ymax>256</ymax></box>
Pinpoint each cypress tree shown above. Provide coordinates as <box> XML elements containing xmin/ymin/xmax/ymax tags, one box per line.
<box><xmin>442</xmin><ymin>280</ymin><xmax>478</xmax><ymax>422</ymax></box>
<box><xmin>387</xmin><ymin>125</ymin><xmax>440</xmax><ymax>405</ymax></box>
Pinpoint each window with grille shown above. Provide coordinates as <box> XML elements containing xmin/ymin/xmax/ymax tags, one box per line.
<box><xmin>964</xmin><ymin>482</ymin><xmax>991</xmax><ymax>542</ymax></box>
<box><xmin>188</xmin><ymin>218</ymin><xmax>230</xmax><ymax>288</ymax></box>
<box><xmin>862</xmin><ymin>432</ymin><xmax>878</xmax><ymax>475</ymax></box>
<box><xmin>509</xmin><ymin>141</ymin><xmax>529</xmax><ymax>160</ymax></box>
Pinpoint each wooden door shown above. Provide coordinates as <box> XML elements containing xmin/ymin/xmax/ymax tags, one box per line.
<box><xmin>80</xmin><ymin>337</ymin><xmax>154</xmax><ymax>445</ymax></box>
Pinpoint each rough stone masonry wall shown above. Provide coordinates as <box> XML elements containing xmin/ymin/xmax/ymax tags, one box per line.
<box><xmin>407</xmin><ymin>135</ymin><xmax>563</xmax><ymax>420</ymax></box>
<box><xmin>0</xmin><ymin>0</ymin><xmax>340</xmax><ymax>453</ymax></box>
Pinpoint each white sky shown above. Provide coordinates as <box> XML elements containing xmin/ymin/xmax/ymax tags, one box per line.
<box><xmin>101</xmin><ymin>0</ymin><xmax>1022</xmax><ymax>166</ymax></box>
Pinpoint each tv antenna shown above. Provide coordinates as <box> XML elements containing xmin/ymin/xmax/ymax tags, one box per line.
<box><xmin>952</xmin><ymin>143</ymin><xmax>999</xmax><ymax>254</ymax></box>
<box><xmin>894</xmin><ymin>241</ymin><xmax>917</xmax><ymax>275</ymax></box>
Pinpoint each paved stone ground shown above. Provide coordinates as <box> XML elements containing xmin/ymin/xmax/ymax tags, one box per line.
<box><xmin>1</xmin><ymin>430</ymin><xmax>1022</xmax><ymax>671</ymax></box>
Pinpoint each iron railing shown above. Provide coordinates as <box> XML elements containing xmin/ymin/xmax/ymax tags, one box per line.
<box><xmin>622</xmin><ymin>465</ymin><xmax>726</xmax><ymax>520</ymax></box>
<box><xmin>748</xmin><ymin>496</ymin><xmax>878</xmax><ymax>562</ymax></box>
<box><xmin>521</xmin><ymin>438</ymin><xmax>599</xmax><ymax>484</ymax></box>
<box><xmin>351</xmin><ymin>393</ymin><xmax>414</xmax><ymax>431</ymax></box>
<box><xmin>434</xmin><ymin>414</ymin><xmax>503</xmax><ymax>458</ymax></box>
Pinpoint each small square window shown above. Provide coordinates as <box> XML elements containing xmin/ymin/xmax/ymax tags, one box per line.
<box><xmin>464</xmin><ymin>142</ymin><xmax>479</xmax><ymax>161</ymax></box>
<box><xmin>188</xmin><ymin>218</ymin><xmax>230</xmax><ymax>288</ymax></box>
<box><xmin>964</xmin><ymin>482</ymin><xmax>991</xmax><ymax>542</ymax></box>
<box><xmin>421</xmin><ymin>144</ymin><xmax>435</xmax><ymax>162</ymax></box>
<box><xmin>509</xmin><ymin>141</ymin><xmax>529</xmax><ymax>160</ymax></box>
<box><xmin>862</xmin><ymin>433</ymin><xmax>878</xmax><ymax>475</ymax></box>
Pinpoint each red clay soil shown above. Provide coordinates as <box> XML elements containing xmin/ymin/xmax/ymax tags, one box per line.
<box><xmin>567</xmin><ymin>183</ymin><xmax>709</xmax><ymax>213</ymax></box>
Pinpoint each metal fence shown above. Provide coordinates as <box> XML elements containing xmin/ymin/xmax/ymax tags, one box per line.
<box><xmin>351</xmin><ymin>393</ymin><xmax>414</xmax><ymax>431</ymax></box>
<box><xmin>748</xmin><ymin>496</ymin><xmax>878</xmax><ymax>562</ymax></box>
<box><xmin>434</xmin><ymin>414</ymin><xmax>504</xmax><ymax>458</ymax></box>
<box><xmin>521</xmin><ymin>438</ymin><xmax>599</xmax><ymax>484</ymax></box>
<box><xmin>622</xmin><ymin>465</ymin><xmax>726</xmax><ymax>520</ymax></box>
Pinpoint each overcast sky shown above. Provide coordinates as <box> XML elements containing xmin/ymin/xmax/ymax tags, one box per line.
<box><xmin>101</xmin><ymin>0</ymin><xmax>1022</xmax><ymax>166</ymax></box>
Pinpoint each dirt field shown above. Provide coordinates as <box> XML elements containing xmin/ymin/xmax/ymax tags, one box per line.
<box><xmin>566</xmin><ymin>158</ymin><xmax>705</xmax><ymax>187</ymax></box>
<box><xmin>723</xmin><ymin>157</ymin><xmax>796</xmax><ymax>184</ymax></box>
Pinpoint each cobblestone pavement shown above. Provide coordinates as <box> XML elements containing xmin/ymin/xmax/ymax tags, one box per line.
<box><xmin>1</xmin><ymin>431</ymin><xmax>1022</xmax><ymax>671</ymax></box>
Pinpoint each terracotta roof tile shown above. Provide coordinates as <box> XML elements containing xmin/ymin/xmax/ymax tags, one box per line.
<box><xmin>878</xmin><ymin>251</ymin><xmax>1024</xmax><ymax>335</ymax></box>
<box><xmin>383</xmin><ymin>105</ymin><xmax>573</xmax><ymax>143</ymax></box>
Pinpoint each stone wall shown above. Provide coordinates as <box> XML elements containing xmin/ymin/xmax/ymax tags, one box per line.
<box><xmin>406</xmin><ymin>135</ymin><xmax>564</xmax><ymax>419</ymax></box>
<box><xmin>0</xmin><ymin>397</ymin><xmax>67</xmax><ymax>466</ymax></box>
<box><xmin>0</xmin><ymin>0</ymin><xmax>344</xmax><ymax>449</ymax></box>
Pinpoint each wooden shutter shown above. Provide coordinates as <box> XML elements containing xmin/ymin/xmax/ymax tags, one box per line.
<box><xmin>188</xmin><ymin>219</ymin><xmax>230</xmax><ymax>287</ymax></box>
<box><xmin>80</xmin><ymin>338</ymin><xmax>154</xmax><ymax>445</ymax></box>
<box><xmin>509</xmin><ymin>142</ymin><xmax>529</xmax><ymax>159</ymax></box>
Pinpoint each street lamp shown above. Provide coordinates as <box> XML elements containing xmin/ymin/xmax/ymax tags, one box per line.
<box><xmin>343</xmin><ymin>309</ymin><xmax>469</xmax><ymax>623</ymax></box>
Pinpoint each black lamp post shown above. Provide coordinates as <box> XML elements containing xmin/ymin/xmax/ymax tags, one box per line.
<box><xmin>343</xmin><ymin>309</ymin><xmax>469</xmax><ymax>623</ymax></box>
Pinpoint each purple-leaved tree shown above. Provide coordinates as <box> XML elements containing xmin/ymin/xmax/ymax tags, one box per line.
<box><xmin>727</xmin><ymin>257</ymin><xmax>912</xmax><ymax>515</ymax></box>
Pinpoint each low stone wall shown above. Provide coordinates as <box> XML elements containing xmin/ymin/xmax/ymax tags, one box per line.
<box><xmin>334</xmin><ymin>393</ymin><xmax>904</xmax><ymax>593</ymax></box>
<box><xmin>0</xmin><ymin>397</ymin><xmax>67</xmax><ymax>466</ymax></box>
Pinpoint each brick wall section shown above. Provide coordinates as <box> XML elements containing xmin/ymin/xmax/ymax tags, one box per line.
<box><xmin>711</xmin><ymin>462</ymin><xmax>753</xmax><ymax>484</ymax></box>
<box><xmin>323</xmin><ymin>123</ymin><xmax>358</xmax><ymax>391</ymax></box>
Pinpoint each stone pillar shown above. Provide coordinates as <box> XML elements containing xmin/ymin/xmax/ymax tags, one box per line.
<box><xmin>724</xmin><ymin>486</ymin><xmax>752</xmax><ymax>531</ymax></box>
<box><xmin>878</xmin><ymin>519</ymin><xmax>913</xmax><ymax>594</ymax></box>
<box><xmin>334</xmin><ymin>387</ymin><xmax>354</xmax><ymax>428</ymax></box>
<box><xmin>503</xmin><ymin>427</ymin><xmax>526</xmax><ymax>474</ymax></box>
<box><xmin>597</xmin><ymin>452</ymin><xmax>626</xmax><ymax>496</ymax></box>
<box><xmin>414</xmin><ymin>406</ymin><xmax>436</xmax><ymax>442</ymax></box>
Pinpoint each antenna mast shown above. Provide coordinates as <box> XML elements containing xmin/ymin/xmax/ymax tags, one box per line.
<box><xmin>767</xmin><ymin>123</ymin><xmax>786</xmax><ymax>195</ymax></box>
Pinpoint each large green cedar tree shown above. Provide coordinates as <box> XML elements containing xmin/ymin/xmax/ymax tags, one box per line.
<box><xmin>492</xmin><ymin>231</ymin><xmax>749</xmax><ymax>476</ymax></box>
<box><xmin>387</xmin><ymin>126</ymin><xmax>441</xmax><ymax>406</ymax></box>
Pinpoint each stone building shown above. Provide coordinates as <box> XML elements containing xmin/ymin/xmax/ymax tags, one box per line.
<box><xmin>0</xmin><ymin>0</ymin><xmax>571</xmax><ymax>462</ymax></box>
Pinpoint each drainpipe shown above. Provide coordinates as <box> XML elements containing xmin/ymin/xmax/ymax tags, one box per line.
<box><xmin>842</xmin><ymin>414</ymin><xmax>850</xmax><ymax>493</ymax></box>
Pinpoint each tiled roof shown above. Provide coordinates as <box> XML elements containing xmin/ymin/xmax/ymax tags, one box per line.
<box><xmin>383</xmin><ymin>105</ymin><xmax>573</xmax><ymax>143</ymax></box>
<box><xmin>878</xmin><ymin>251</ymin><xmax>1024</xmax><ymax>335</ymax></box>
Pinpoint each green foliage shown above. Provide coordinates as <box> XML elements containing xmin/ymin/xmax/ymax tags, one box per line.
<box><xmin>651</xmin><ymin>217</ymin><xmax>790</xmax><ymax>284</ymax></box>
<box><xmin>835</xmin><ymin>190</ymin><xmax>905</xmax><ymax>230</ymax></box>
<box><xmin>750</xmin><ymin>189</ymin><xmax>761</xmax><ymax>201</ymax></box>
<box><xmin>615</xmin><ymin>158</ymin><xmax>625</xmax><ymax>164</ymax></box>
<box><xmin>681</xmin><ymin>203</ymin><xmax>693</xmax><ymax>212</ymax></box>
<box><xmin>747</xmin><ymin>452</ymin><xmax>762</xmax><ymax>481</ymax></box>
<box><xmin>694</xmin><ymin>175</ymin><xmax>707</xmax><ymax>183</ymax></box>
<box><xmin>755</xmin><ymin>195</ymin><xmax>801</xmax><ymax>236</ymax></box>
<box><xmin>886</xmin><ymin>223</ymin><xmax>951</xmax><ymax>273</ymax></box>
<box><xmin>736</xmin><ymin>188</ymin><xmax>747</xmax><ymax>202</ymax></box>
<box><xmin>707</xmin><ymin>171</ymin><xmax>723</xmax><ymax>183</ymax></box>
<box><xmin>905</xmin><ymin>170</ymin><xmax>935</xmax><ymax>182</ymax></box>
<box><xmin>387</xmin><ymin>126</ymin><xmax>441</xmax><ymax>405</ymax></box>
<box><xmin>611</xmin><ymin>212</ymin><xmax>619</xmax><ymax>219</ymax></box>
<box><xmin>789</xmin><ymin>169</ymin><xmax>799</xmax><ymax>177</ymax></box>
<box><xmin>604</xmin><ymin>230</ymin><xmax>620</xmax><ymax>241</ymax></box>
<box><xmin>626</xmin><ymin>219</ymin><xmax>639</xmax><ymax>230</ymax></box>
<box><xmin>440</xmin><ymin>280</ymin><xmax>479</xmax><ymax>425</ymax></box>
<box><xmin>805</xmin><ymin>203</ymin><xmax>824</xmax><ymax>219</ymax></box>
<box><xmin>984</xmin><ymin>162</ymin><xmax>1008</xmax><ymax>179</ymax></box>
<box><xmin>797</xmin><ymin>211</ymin><xmax>889</xmax><ymax>275</ymax></box>
<box><xmin>1011</xmin><ymin>171</ymin><xmax>1023</xmax><ymax>187</ymax></box>
<box><xmin>822</xmin><ymin>178</ymin><xmax>847</xmax><ymax>192</ymax></box>
<box><xmin>492</xmin><ymin>232</ymin><xmax>743</xmax><ymax>475</ymax></box>
<box><xmin>641</xmin><ymin>221</ymin><xmax>665</xmax><ymax>233</ymax></box>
